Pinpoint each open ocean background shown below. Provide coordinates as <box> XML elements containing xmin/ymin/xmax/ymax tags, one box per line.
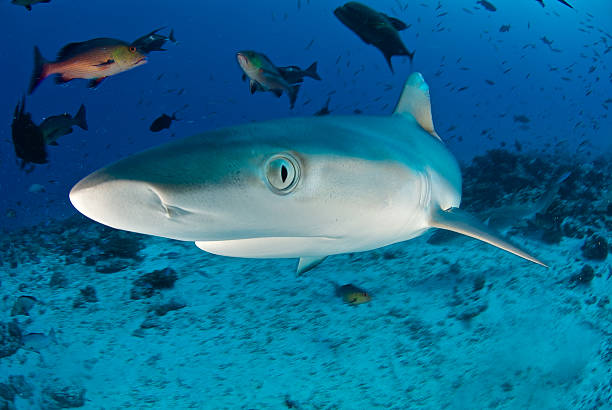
<box><xmin>0</xmin><ymin>1</ymin><xmax>611</xmax><ymax>409</ymax></box>
<box><xmin>0</xmin><ymin>0</ymin><xmax>610</xmax><ymax>230</ymax></box>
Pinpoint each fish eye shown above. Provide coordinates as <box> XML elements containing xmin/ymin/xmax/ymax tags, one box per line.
<box><xmin>264</xmin><ymin>153</ymin><xmax>300</xmax><ymax>194</ymax></box>
<box><xmin>129</xmin><ymin>46</ymin><xmax>136</xmax><ymax>53</ymax></box>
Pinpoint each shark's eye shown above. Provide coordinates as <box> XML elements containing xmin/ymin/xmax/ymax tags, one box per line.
<box><xmin>264</xmin><ymin>153</ymin><xmax>300</xmax><ymax>194</ymax></box>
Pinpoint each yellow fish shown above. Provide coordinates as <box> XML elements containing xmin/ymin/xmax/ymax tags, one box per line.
<box><xmin>333</xmin><ymin>283</ymin><xmax>371</xmax><ymax>305</ymax></box>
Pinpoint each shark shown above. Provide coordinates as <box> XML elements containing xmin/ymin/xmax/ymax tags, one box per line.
<box><xmin>70</xmin><ymin>72</ymin><xmax>546</xmax><ymax>274</ymax></box>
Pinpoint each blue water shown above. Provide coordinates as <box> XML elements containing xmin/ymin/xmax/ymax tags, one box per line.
<box><xmin>0</xmin><ymin>1</ymin><xmax>611</xmax><ymax>408</ymax></box>
<box><xmin>0</xmin><ymin>0</ymin><xmax>610</xmax><ymax>229</ymax></box>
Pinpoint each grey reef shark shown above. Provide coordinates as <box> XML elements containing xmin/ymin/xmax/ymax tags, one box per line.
<box><xmin>70</xmin><ymin>72</ymin><xmax>546</xmax><ymax>274</ymax></box>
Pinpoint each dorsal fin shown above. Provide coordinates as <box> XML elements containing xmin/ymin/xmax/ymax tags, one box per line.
<box><xmin>394</xmin><ymin>72</ymin><xmax>441</xmax><ymax>141</ymax></box>
<box><xmin>57</xmin><ymin>38</ymin><xmax>126</xmax><ymax>60</ymax></box>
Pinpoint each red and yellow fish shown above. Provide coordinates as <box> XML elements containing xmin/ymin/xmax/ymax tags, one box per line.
<box><xmin>29</xmin><ymin>38</ymin><xmax>147</xmax><ymax>94</ymax></box>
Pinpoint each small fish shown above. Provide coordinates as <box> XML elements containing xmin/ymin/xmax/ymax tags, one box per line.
<box><xmin>477</xmin><ymin>0</ymin><xmax>497</xmax><ymax>12</ymax></box>
<box><xmin>481</xmin><ymin>172</ymin><xmax>571</xmax><ymax>232</ymax></box>
<box><xmin>555</xmin><ymin>0</ymin><xmax>573</xmax><ymax>8</ymax></box>
<box><xmin>237</xmin><ymin>50</ymin><xmax>300</xmax><ymax>109</ymax></box>
<box><xmin>150</xmin><ymin>113</ymin><xmax>178</xmax><ymax>132</ymax></box>
<box><xmin>334</xmin><ymin>2</ymin><xmax>415</xmax><ymax>73</ymax></box>
<box><xmin>11</xmin><ymin>0</ymin><xmax>50</xmax><ymax>11</ymax></box>
<box><xmin>333</xmin><ymin>282</ymin><xmax>371</xmax><ymax>305</ymax></box>
<box><xmin>278</xmin><ymin>62</ymin><xmax>322</xmax><ymax>84</ymax></box>
<box><xmin>499</xmin><ymin>25</ymin><xmax>511</xmax><ymax>32</ymax></box>
<box><xmin>313</xmin><ymin>97</ymin><xmax>332</xmax><ymax>116</ymax></box>
<box><xmin>11</xmin><ymin>97</ymin><xmax>47</xmax><ymax>168</ymax></box>
<box><xmin>513</xmin><ymin>114</ymin><xmax>530</xmax><ymax>123</ymax></box>
<box><xmin>39</xmin><ymin>104</ymin><xmax>88</xmax><ymax>145</ymax></box>
<box><xmin>21</xmin><ymin>329</ymin><xmax>57</xmax><ymax>353</ymax></box>
<box><xmin>131</xmin><ymin>27</ymin><xmax>177</xmax><ymax>54</ymax></box>
<box><xmin>29</xmin><ymin>38</ymin><xmax>147</xmax><ymax>94</ymax></box>
<box><xmin>541</xmin><ymin>36</ymin><xmax>554</xmax><ymax>46</ymax></box>
<box><xmin>10</xmin><ymin>296</ymin><xmax>38</xmax><ymax>316</ymax></box>
<box><xmin>28</xmin><ymin>183</ymin><xmax>45</xmax><ymax>193</ymax></box>
<box><xmin>247</xmin><ymin>62</ymin><xmax>321</xmax><ymax>95</ymax></box>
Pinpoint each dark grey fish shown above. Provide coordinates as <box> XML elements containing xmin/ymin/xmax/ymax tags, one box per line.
<box><xmin>278</xmin><ymin>62</ymin><xmax>321</xmax><ymax>84</ymax></box>
<box><xmin>313</xmin><ymin>97</ymin><xmax>332</xmax><ymax>116</ymax></box>
<box><xmin>514</xmin><ymin>115</ymin><xmax>530</xmax><ymax>123</ymax></box>
<box><xmin>334</xmin><ymin>2</ymin><xmax>414</xmax><ymax>73</ymax></box>
<box><xmin>11</xmin><ymin>96</ymin><xmax>47</xmax><ymax>169</ymax></box>
<box><xmin>39</xmin><ymin>104</ymin><xmax>88</xmax><ymax>145</ymax></box>
<box><xmin>150</xmin><ymin>113</ymin><xmax>177</xmax><ymax>132</ymax></box>
<box><xmin>10</xmin><ymin>296</ymin><xmax>37</xmax><ymax>316</ymax></box>
<box><xmin>477</xmin><ymin>0</ymin><xmax>497</xmax><ymax>11</ymax></box>
<box><xmin>131</xmin><ymin>27</ymin><xmax>176</xmax><ymax>54</ymax></box>
<box><xmin>11</xmin><ymin>0</ymin><xmax>50</xmax><ymax>11</ymax></box>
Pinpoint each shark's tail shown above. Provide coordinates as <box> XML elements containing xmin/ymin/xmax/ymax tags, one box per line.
<box><xmin>430</xmin><ymin>207</ymin><xmax>547</xmax><ymax>267</ymax></box>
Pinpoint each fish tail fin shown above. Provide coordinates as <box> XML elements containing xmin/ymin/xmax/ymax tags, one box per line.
<box><xmin>28</xmin><ymin>46</ymin><xmax>50</xmax><ymax>94</ymax></box>
<box><xmin>384</xmin><ymin>53</ymin><xmax>395</xmax><ymax>74</ymax></box>
<box><xmin>304</xmin><ymin>61</ymin><xmax>322</xmax><ymax>80</ymax></box>
<box><xmin>74</xmin><ymin>104</ymin><xmax>88</xmax><ymax>131</ymax></box>
<box><xmin>169</xmin><ymin>28</ymin><xmax>177</xmax><ymax>43</ymax></box>
<box><xmin>288</xmin><ymin>84</ymin><xmax>300</xmax><ymax>109</ymax></box>
<box><xmin>407</xmin><ymin>49</ymin><xmax>416</xmax><ymax>64</ymax></box>
<box><xmin>430</xmin><ymin>207</ymin><xmax>547</xmax><ymax>267</ymax></box>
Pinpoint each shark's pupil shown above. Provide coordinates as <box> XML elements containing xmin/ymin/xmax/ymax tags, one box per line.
<box><xmin>264</xmin><ymin>153</ymin><xmax>300</xmax><ymax>194</ymax></box>
<box><xmin>281</xmin><ymin>165</ymin><xmax>288</xmax><ymax>182</ymax></box>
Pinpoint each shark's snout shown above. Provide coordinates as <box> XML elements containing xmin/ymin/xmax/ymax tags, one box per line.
<box><xmin>70</xmin><ymin>171</ymin><xmax>169</xmax><ymax>233</ymax></box>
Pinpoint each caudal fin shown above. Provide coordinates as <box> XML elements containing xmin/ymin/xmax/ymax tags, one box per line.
<box><xmin>384</xmin><ymin>49</ymin><xmax>415</xmax><ymax>74</ymax></box>
<box><xmin>304</xmin><ymin>61</ymin><xmax>322</xmax><ymax>80</ymax></box>
<box><xmin>430</xmin><ymin>207</ymin><xmax>547</xmax><ymax>267</ymax></box>
<box><xmin>74</xmin><ymin>104</ymin><xmax>88</xmax><ymax>131</ymax></box>
<box><xmin>28</xmin><ymin>46</ymin><xmax>49</xmax><ymax>94</ymax></box>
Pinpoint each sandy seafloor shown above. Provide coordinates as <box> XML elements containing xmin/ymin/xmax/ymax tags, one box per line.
<box><xmin>1</xmin><ymin>151</ymin><xmax>611</xmax><ymax>410</ymax></box>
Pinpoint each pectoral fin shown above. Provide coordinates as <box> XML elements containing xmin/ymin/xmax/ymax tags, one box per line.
<box><xmin>94</xmin><ymin>59</ymin><xmax>115</xmax><ymax>67</ymax></box>
<box><xmin>88</xmin><ymin>77</ymin><xmax>107</xmax><ymax>88</ymax></box>
<box><xmin>297</xmin><ymin>256</ymin><xmax>327</xmax><ymax>275</ymax></box>
<box><xmin>430</xmin><ymin>207</ymin><xmax>547</xmax><ymax>267</ymax></box>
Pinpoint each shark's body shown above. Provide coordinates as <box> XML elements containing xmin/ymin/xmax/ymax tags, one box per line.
<box><xmin>70</xmin><ymin>73</ymin><xmax>545</xmax><ymax>273</ymax></box>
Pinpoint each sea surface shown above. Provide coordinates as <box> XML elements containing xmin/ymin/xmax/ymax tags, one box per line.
<box><xmin>0</xmin><ymin>1</ymin><xmax>611</xmax><ymax>409</ymax></box>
